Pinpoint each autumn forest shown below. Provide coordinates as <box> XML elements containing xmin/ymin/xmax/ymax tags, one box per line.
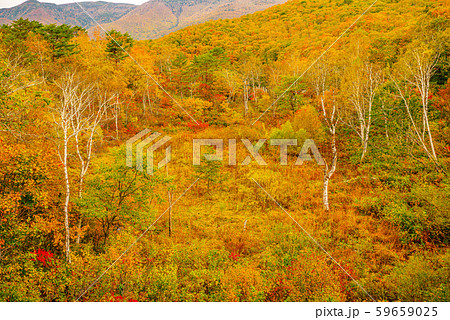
<box><xmin>0</xmin><ymin>0</ymin><xmax>449</xmax><ymax>302</ymax></box>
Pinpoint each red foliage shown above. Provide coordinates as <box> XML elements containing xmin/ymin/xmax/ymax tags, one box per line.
<box><xmin>187</xmin><ymin>121</ymin><xmax>209</xmax><ymax>130</ymax></box>
<box><xmin>109</xmin><ymin>294</ymin><xmax>124</xmax><ymax>302</ymax></box>
<box><xmin>214</xmin><ymin>94</ymin><xmax>226</xmax><ymax>102</ymax></box>
<box><xmin>265</xmin><ymin>265</ymin><xmax>293</xmax><ymax>301</ymax></box>
<box><xmin>198</xmin><ymin>83</ymin><xmax>210</xmax><ymax>89</ymax></box>
<box><xmin>332</xmin><ymin>263</ymin><xmax>356</xmax><ymax>297</ymax></box>
<box><xmin>31</xmin><ymin>248</ymin><xmax>55</xmax><ymax>268</ymax></box>
<box><xmin>229</xmin><ymin>252</ymin><xmax>240</xmax><ymax>261</ymax></box>
<box><xmin>435</xmin><ymin>79</ymin><xmax>450</xmax><ymax>116</ymax></box>
<box><xmin>109</xmin><ymin>293</ymin><xmax>139</xmax><ymax>302</ymax></box>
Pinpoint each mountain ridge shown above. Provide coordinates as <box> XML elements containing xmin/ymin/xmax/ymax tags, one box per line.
<box><xmin>99</xmin><ymin>0</ymin><xmax>289</xmax><ymax>39</ymax></box>
<box><xmin>0</xmin><ymin>0</ymin><xmax>137</xmax><ymax>28</ymax></box>
<box><xmin>0</xmin><ymin>0</ymin><xmax>289</xmax><ymax>40</ymax></box>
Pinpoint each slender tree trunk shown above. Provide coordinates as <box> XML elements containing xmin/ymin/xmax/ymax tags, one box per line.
<box><xmin>423</xmin><ymin>106</ymin><xmax>437</xmax><ymax>160</ymax></box>
<box><xmin>76</xmin><ymin>176</ymin><xmax>84</xmax><ymax>245</ymax></box>
<box><xmin>323</xmin><ymin>176</ymin><xmax>330</xmax><ymax>211</ymax></box>
<box><xmin>421</xmin><ymin>78</ymin><xmax>437</xmax><ymax>160</ymax></box>
<box><xmin>361</xmin><ymin>138</ymin><xmax>368</xmax><ymax>161</ymax></box>
<box><xmin>323</xmin><ymin>128</ymin><xmax>337</xmax><ymax>211</ymax></box>
<box><xmin>63</xmin><ymin>131</ymin><xmax>71</xmax><ymax>263</ymax></box>
<box><xmin>115</xmin><ymin>96</ymin><xmax>120</xmax><ymax>140</ymax></box>
<box><xmin>243</xmin><ymin>80</ymin><xmax>249</xmax><ymax>117</ymax></box>
<box><xmin>168</xmin><ymin>190</ymin><xmax>173</xmax><ymax>237</ymax></box>
<box><xmin>361</xmin><ymin>117</ymin><xmax>371</xmax><ymax>161</ymax></box>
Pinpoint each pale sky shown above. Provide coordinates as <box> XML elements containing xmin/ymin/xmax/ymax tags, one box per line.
<box><xmin>0</xmin><ymin>1</ymin><xmax>148</xmax><ymax>9</ymax></box>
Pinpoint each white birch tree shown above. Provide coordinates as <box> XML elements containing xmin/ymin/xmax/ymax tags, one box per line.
<box><xmin>392</xmin><ymin>41</ymin><xmax>441</xmax><ymax>167</ymax></box>
<box><xmin>50</xmin><ymin>72</ymin><xmax>114</xmax><ymax>262</ymax></box>
<box><xmin>310</xmin><ymin>60</ymin><xmax>341</xmax><ymax>211</ymax></box>
<box><xmin>72</xmin><ymin>88</ymin><xmax>116</xmax><ymax>244</ymax></box>
<box><xmin>343</xmin><ymin>57</ymin><xmax>383</xmax><ymax>161</ymax></box>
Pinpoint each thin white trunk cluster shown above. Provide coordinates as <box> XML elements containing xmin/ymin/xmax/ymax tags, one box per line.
<box><xmin>74</xmin><ymin>90</ymin><xmax>116</xmax><ymax>244</ymax></box>
<box><xmin>51</xmin><ymin>72</ymin><xmax>114</xmax><ymax>262</ymax></box>
<box><xmin>344</xmin><ymin>61</ymin><xmax>383</xmax><ymax>161</ymax></box>
<box><xmin>1</xmin><ymin>53</ymin><xmax>43</xmax><ymax>96</ymax></box>
<box><xmin>393</xmin><ymin>45</ymin><xmax>440</xmax><ymax>167</ymax></box>
<box><xmin>240</xmin><ymin>59</ymin><xmax>263</xmax><ymax>117</ymax></box>
<box><xmin>142</xmin><ymin>79</ymin><xmax>155</xmax><ymax>116</ymax></box>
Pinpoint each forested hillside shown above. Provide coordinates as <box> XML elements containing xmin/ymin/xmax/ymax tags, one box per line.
<box><xmin>0</xmin><ymin>0</ymin><xmax>289</xmax><ymax>40</ymax></box>
<box><xmin>0</xmin><ymin>0</ymin><xmax>449</xmax><ymax>302</ymax></box>
<box><xmin>97</xmin><ymin>0</ymin><xmax>289</xmax><ymax>40</ymax></box>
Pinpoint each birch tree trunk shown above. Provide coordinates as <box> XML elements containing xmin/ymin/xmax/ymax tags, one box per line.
<box><xmin>394</xmin><ymin>44</ymin><xmax>440</xmax><ymax>167</ymax></box>
<box><xmin>344</xmin><ymin>59</ymin><xmax>382</xmax><ymax>162</ymax></box>
<box><xmin>73</xmin><ymin>90</ymin><xmax>115</xmax><ymax>244</ymax></box>
<box><xmin>51</xmin><ymin>72</ymin><xmax>112</xmax><ymax>262</ymax></box>
<box><xmin>63</xmin><ymin>129</ymin><xmax>71</xmax><ymax>263</ymax></box>
<box><xmin>168</xmin><ymin>190</ymin><xmax>173</xmax><ymax>237</ymax></box>
<box><xmin>310</xmin><ymin>60</ymin><xmax>341</xmax><ymax>211</ymax></box>
<box><xmin>323</xmin><ymin>125</ymin><xmax>337</xmax><ymax>211</ymax></box>
<box><xmin>321</xmin><ymin>97</ymin><xmax>338</xmax><ymax>211</ymax></box>
<box><xmin>243</xmin><ymin>79</ymin><xmax>249</xmax><ymax>117</ymax></box>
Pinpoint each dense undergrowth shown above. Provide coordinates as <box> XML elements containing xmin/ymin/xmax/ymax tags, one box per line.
<box><xmin>1</xmin><ymin>0</ymin><xmax>449</xmax><ymax>301</ymax></box>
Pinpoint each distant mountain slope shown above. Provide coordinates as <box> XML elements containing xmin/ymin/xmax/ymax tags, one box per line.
<box><xmin>0</xmin><ymin>0</ymin><xmax>137</xmax><ymax>29</ymax></box>
<box><xmin>1</xmin><ymin>0</ymin><xmax>289</xmax><ymax>40</ymax></box>
<box><xmin>96</xmin><ymin>0</ymin><xmax>289</xmax><ymax>40</ymax></box>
